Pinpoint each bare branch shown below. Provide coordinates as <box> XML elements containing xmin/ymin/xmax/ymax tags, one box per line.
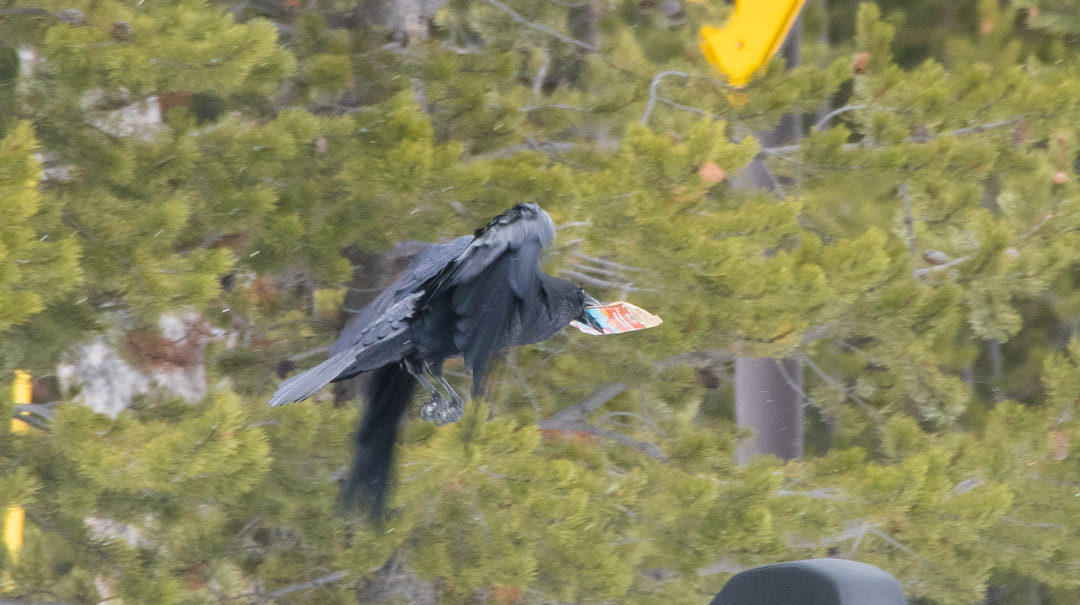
<box><xmin>539</xmin><ymin>384</ymin><xmax>667</xmax><ymax>460</ymax></box>
<box><xmin>570</xmin><ymin>263</ymin><xmax>628</xmax><ymax>281</ymax></box>
<box><xmin>257</xmin><ymin>571</ymin><xmax>349</xmax><ymax>602</ymax></box>
<box><xmin>764</xmin><ymin>116</ymin><xmax>1022</xmax><ymax>155</ymax></box>
<box><xmin>482</xmin><ymin>0</ymin><xmax>598</xmax><ymax>52</ymax></box>
<box><xmin>950</xmin><ymin>118</ymin><xmax>1017</xmax><ymax>137</ymax></box>
<box><xmin>532</xmin><ymin>49</ymin><xmax>550</xmax><ymax>99</ymax></box>
<box><xmin>543</xmin><ymin>383</ymin><xmax>626</xmax><ymax>424</ymax></box>
<box><xmin>0</xmin><ymin>6</ymin><xmax>55</xmax><ymax>17</ymax></box>
<box><xmin>641</xmin><ymin>71</ymin><xmax>689</xmax><ymax>125</ymax></box>
<box><xmin>776</xmin><ymin>487</ymin><xmax>848</xmax><ymax>500</ymax></box>
<box><xmin>556</xmin><ymin>220</ymin><xmax>592</xmax><ymax>230</ymax></box>
<box><xmin>795</xmin><ymin>351</ymin><xmax>883</xmax><ymax>422</ymax></box>
<box><xmin>696</xmin><ymin>560</ymin><xmax>746</xmax><ymax>577</ymax></box>
<box><xmin>572</xmin><ymin>252</ymin><xmax>652</xmax><ymax>274</ymax></box>
<box><xmin>287</xmin><ymin>345</ymin><xmax>330</xmax><ymax>362</ymax></box>
<box><xmin>559</xmin><ymin>268</ymin><xmax>641</xmax><ymax>292</ymax></box>
<box><xmin>505</xmin><ymin>350</ymin><xmax>541</xmax><ymax>415</ymax></box>
<box><xmin>0</xmin><ymin>599</ymin><xmax>76</xmax><ymax>605</ymax></box>
<box><xmin>912</xmin><ymin>255</ymin><xmax>971</xmax><ymax>278</ymax></box>
<box><xmin>519</xmin><ymin>104</ymin><xmax>588</xmax><ymax>112</ymax></box>
<box><xmin>812</xmin><ymin>104</ymin><xmax>868</xmax><ymax>131</ymax></box>
<box><xmin>600</xmin><ymin>410</ymin><xmax>663</xmax><ymax>435</ymax></box>
<box><xmin>587</xmin><ymin>424</ymin><xmax>667</xmax><ymax>460</ymax></box>
<box><xmin>899</xmin><ymin>181</ymin><xmax>917</xmax><ymax>259</ymax></box>
<box><xmin>863</xmin><ymin>526</ymin><xmax>916</xmax><ymax>556</ymax></box>
<box><xmin>657</xmin><ymin>97</ymin><xmax>718</xmax><ymax>120</ymax></box>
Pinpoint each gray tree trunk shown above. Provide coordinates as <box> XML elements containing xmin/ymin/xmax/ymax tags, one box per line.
<box><xmin>354</xmin><ymin>0</ymin><xmax>450</xmax><ymax>42</ymax></box>
<box><xmin>733</xmin><ymin>17</ymin><xmax>805</xmax><ymax>464</ymax></box>
<box><xmin>734</xmin><ymin>357</ymin><xmax>804</xmax><ymax>463</ymax></box>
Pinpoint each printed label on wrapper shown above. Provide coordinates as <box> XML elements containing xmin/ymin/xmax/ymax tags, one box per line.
<box><xmin>570</xmin><ymin>301</ymin><xmax>662</xmax><ymax>335</ymax></box>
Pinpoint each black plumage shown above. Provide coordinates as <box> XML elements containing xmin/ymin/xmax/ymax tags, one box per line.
<box><xmin>269</xmin><ymin>203</ymin><xmax>601</xmax><ymax>516</ymax></box>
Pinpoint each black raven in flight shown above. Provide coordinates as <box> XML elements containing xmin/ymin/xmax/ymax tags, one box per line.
<box><xmin>269</xmin><ymin>203</ymin><xmax>605</xmax><ymax>515</ymax></box>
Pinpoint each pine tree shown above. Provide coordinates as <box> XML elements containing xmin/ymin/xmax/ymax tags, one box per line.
<box><xmin>5</xmin><ymin>0</ymin><xmax>1080</xmax><ymax>603</ymax></box>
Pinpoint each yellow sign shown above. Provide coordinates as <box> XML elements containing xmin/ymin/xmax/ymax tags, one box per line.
<box><xmin>11</xmin><ymin>370</ymin><xmax>30</xmax><ymax>434</ymax></box>
<box><xmin>700</xmin><ymin>0</ymin><xmax>806</xmax><ymax>86</ymax></box>
<box><xmin>5</xmin><ymin>370</ymin><xmax>32</xmax><ymax>570</ymax></box>
<box><xmin>2</xmin><ymin>506</ymin><xmax>24</xmax><ymax>565</ymax></box>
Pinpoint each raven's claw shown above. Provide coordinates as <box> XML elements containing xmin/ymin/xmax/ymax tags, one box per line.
<box><xmin>420</xmin><ymin>397</ymin><xmax>464</xmax><ymax>425</ymax></box>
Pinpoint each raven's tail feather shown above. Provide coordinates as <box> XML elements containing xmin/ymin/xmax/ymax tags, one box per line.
<box><xmin>343</xmin><ymin>362</ymin><xmax>416</xmax><ymax>518</ymax></box>
<box><xmin>268</xmin><ymin>353</ymin><xmax>361</xmax><ymax>407</ymax></box>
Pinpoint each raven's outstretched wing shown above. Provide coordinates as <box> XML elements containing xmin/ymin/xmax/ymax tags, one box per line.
<box><xmin>436</xmin><ymin>204</ymin><xmax>555</xmax><ymax>288</ymax></box>
<box><xmin>268</xmin><ymin>293</ymin><xmax>422</xmax><ymax>406</ymax></box>
<box><xmin>428</xmin><ymin>203</ymin><xmax>557</xmax><ymax>394</ymax></box>
<box><xmin>332</xmin><ymin>235</ymin><xmax>473</xmax><ymax>357</ymax></box>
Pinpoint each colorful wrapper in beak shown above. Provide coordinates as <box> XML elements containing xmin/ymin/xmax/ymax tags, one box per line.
<box><xmin>571</xmin><ymin>301</ymin><xmax>662</xmax><ymax>335</ymax></box>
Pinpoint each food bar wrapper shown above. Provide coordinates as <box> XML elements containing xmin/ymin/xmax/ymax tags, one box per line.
<box><xmin>571</xmin><ymin>301</ymin><xmax>662</xmax><ymax>336</ymax></box>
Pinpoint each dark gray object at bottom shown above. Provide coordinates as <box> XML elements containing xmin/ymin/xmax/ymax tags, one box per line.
<box><xmin>710</xmin><ymin>559</ymin><xmax>907</xmax><ymax>605</ymax></box>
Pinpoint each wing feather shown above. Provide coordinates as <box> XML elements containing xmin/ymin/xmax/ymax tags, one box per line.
<box><xmin>431</xmin><ymin>203</ymin><xmax>554</xmax><ymax>289</ymax></box>
<box><xmin>332</xmin><ymin>235</ymin><xmax>472</xmax><ymax>356</ymax></box>
<box><xmin>428</xmin><ymin>204</ymin><xmax>556</xmax><ymax>394</ymax></box>
<box><xmin>269</xmin><ymin>293</ymin><xmax>422</xmax><ymax>405</ymax></box>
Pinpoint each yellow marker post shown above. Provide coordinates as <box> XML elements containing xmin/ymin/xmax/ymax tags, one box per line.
<box><xmin>11</xmin><ymin>370</ymin><xmax>31</xmax><ymax>435</ymax></box>
<box><xmin>4</xmin><ymin>370</ymin><xmax>31</xmax><ymax>569</ymax></box>
<box><xmin>700</xmin><ymin>0</ymin><xmax>807</xmax><ymax>87</ymax></box>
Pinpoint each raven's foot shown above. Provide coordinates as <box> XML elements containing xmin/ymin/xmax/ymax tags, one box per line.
<box><xmin>420</xmin><ymin>397</ymin><xmax>465</xmax><ymax>426</ymax></box>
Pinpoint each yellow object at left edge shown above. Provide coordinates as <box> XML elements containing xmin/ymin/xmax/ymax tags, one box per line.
<box><xmin>5</xmin><ymin>370</ymin><xmax>31</xmax><ymax>572</ymax></box>
<box><xmin>3</xmin><ymin>506</ymin><xmax>24</xmax><ymax>566</ymax></box>
<box><xmin>11</xmin><ymin>370</ymin><xmax>31</xmax><ymax>434</ymax></box>
<box><xmin>700</xmin><ymin>0</ymin><xmax>807</xmax><ymax>87</ymax></box>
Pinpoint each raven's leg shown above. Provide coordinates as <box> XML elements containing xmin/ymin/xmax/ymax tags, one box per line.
<box><xmin>430</xmin><ymin>366</ymin><xmax>464</xmax><ymax>424</ymax></box>
<box><xmin>404</xmin><ymin>358</ymin><xmax>448</xmax><ymax>413</ymax></box>
<box><xmin>417</xmin><ymin>360</ymin><xmax>465</xmax><ymax>426</ymax></box>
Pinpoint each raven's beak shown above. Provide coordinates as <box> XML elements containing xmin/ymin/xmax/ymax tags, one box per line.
<box><xmin>578</xmin><ymin>293</ymin><xmax>606</xmax><ymax>333</ymax></box>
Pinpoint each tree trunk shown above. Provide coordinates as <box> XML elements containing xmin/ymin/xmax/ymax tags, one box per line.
<box><xmin>734</xmin><ymin>357</ymin><xmax>803</xmax><ymax>463</ymax></box>
<box><xmin>354</xmin><ymin>0</ymin><xmax>450</xmax><ymax>42</ymax></box>
<box><xmin>733</xmin><ymin>17</ymin><xmax>805</xmax><ymax>463</ymax></box>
